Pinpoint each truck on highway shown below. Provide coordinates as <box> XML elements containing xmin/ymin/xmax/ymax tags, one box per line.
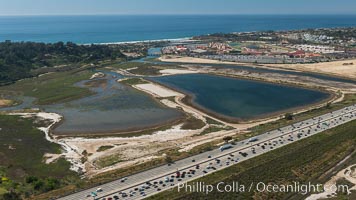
<box><xmin>219</xmin><ymin>144</ymin><xmax>233</xmax><ymax>151</ymax></box>
<box><xmin>248</xmin><ymin>137</ymin><xmax>258</xmax><ymax>142</ymax></box>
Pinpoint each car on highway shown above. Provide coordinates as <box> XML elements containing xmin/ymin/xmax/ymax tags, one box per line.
<box><xmin>59</xmin><ymin>106</ymin><xmax>356</xmax><ymax>200</ymax></box>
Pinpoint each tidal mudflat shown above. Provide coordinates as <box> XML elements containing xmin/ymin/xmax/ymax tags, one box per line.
<box><xmin>48</xmin><ymin>71</ymin><xmax>183</xmax><ymax>135</ymax></box>
<box><xmin>1</xmin><ymin>71</ymin><xmax>183</xmax><ymax>135</ymax></box>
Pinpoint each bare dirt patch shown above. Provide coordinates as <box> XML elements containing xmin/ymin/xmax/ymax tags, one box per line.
<box><xmin>264</xmin><ymin>59</ymin><xmax>356</xmax><ymax>79</ymax></box>
<box><xmin>0</xmin><ymin>99</ymin><xmax>12</xmax><ymax>107</ymax></box>
<box><xmin>159</xmin><ymin>55</ymin><xmax>242</xmax><ymax>65</ymax></box>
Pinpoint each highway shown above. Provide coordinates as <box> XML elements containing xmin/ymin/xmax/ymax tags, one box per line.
<box><xmin>58</xmin><ymin>104</ymin><xmax>356</xmax><ymax>200</ymax></box>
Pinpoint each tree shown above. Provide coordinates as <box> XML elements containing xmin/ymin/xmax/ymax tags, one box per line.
<box><xmin>285</xmin><ymin>113</ymin><xmax>294</xmax><ymax>120</ymax></box>
<box><xmin>326</xmin><ymin>102</ymin><xmax>332</xmax><ymax>109</ymax></box>
<box><xmin>0</xmin><ymin>41</ymin><xmax>125</xmax><ymax>85</ymax></box>
<box><xmin>43</xmin><ymin>178</ymin><xmax>60</xmax><ymax>192</ymax></box>
<box><xmin>165</xmin><ymin>156</ymin><xmax>173</xmax><ymax>164</ymax></box>
<box><xmin>223</xmin><ymin>136</ymin><xmax>233</xmax><ymax>143</ymax></box>
<box><xmin>33</xmin><ymin>180</ymin><xmax>44</xmax><ymax>191</ymax></box>
<box><xmin>2</xmin><ymin>191</ymin><xmax>21</xmax><ymax>200</ymax></box>
<box><xmin>25</xmin><ymin>176</ymin><xmax>38</xmax><ymax>184</ymax></box>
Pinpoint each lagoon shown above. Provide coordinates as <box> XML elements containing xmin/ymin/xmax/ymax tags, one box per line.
<box><xmin>48</xmin><ymin>72</ymin><xmax>183</xmax><ymax>135</ymax></box>
<box><xmin>152</xmin><ymin>74</ymin><xmax>330</xmax><ymax>120</ymax></box>
<box><xmin>0</xmin><ymin>71</ymin><xmax>183</xmax><ymax>135</ymax></box>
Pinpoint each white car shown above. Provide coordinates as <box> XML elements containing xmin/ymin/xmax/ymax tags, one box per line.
<box><xmin>165</xmin><ymin>177</ymin><xmax>170</xmax><ymax>182</ymax></box>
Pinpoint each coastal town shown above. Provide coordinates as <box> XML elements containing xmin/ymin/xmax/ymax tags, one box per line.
<box><xmin>161</xmin><ymin>27</ymin><xmax>356</xmax><ymax>64</ymax></box>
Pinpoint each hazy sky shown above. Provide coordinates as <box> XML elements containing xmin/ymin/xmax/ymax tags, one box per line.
<box><xmin>0</xmin><ymin>0</ymin><xmax>355</xmax><ymax>15</ymax></box>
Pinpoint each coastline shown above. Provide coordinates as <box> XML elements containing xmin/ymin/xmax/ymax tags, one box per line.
<box><xmin>90</xmin><ymin>37</ymin><xmax>194</xmax><ymax>45</ymax></box>
<box><xmin>1</xmin><ymin>30</ymin><xmax>355</xmax><ymax>179</ymax></box>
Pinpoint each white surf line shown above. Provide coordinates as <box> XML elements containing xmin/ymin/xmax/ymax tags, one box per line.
<box><xmin>87</xmin><ymin>37</ymin><xmax>194</xmax><ymax>45</ymax></box>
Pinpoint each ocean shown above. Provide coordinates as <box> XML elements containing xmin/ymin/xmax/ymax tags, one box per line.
<box><xmin>0</xmin><ymin>15</ymin><xmax>356</xmax><ymax>43</ymax></box>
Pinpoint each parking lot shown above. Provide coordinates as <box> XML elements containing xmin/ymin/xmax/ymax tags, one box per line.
<box><xmin>59</xmin><ymin>104</ymin><xmax>356</xmax><ymax>200</ymax></box>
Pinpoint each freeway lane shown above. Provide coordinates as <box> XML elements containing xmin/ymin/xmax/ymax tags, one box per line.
<box><xmin>58</xmin><ymin>104</ymin><xmax>356</xmax><ymax>200</ymax></box>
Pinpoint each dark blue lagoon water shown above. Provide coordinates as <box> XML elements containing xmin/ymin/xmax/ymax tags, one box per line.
<box><xmin>1</xmin><ymin>15</ymin><xmax>356</xmax><ymax>43</ymax></box>
<box><xmin>152</xmin><ymin>74</ymin><xmax>330</xmax><ymax>120</ymax></box>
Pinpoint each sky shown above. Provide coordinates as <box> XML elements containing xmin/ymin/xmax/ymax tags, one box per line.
<box><xmin>0</xmin><ymin>0</ymin><xmax>355</xmax><ymax>16</ymax></box>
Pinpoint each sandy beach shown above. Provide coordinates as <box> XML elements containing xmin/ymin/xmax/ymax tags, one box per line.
<box><xmin>134</xmin><ymin>83</ymin><xmax>183</xmax><ymax>98</ymax></box>
<box><xmin>159</xmin><ymin>69</ymin><xmax>198</xmax><ymax>75</ymax></box>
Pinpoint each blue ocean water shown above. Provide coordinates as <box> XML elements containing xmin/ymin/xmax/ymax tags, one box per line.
<box><xmin>0</xmin><ymin>15</ymin><xmax>356</xmax><ymax>43</ymax></box>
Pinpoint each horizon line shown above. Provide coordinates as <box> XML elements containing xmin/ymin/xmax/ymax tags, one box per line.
<box><xmin>1</xmin><ymin>13</ymin><xmax>356</xmax><ymax>17</ymax></box>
